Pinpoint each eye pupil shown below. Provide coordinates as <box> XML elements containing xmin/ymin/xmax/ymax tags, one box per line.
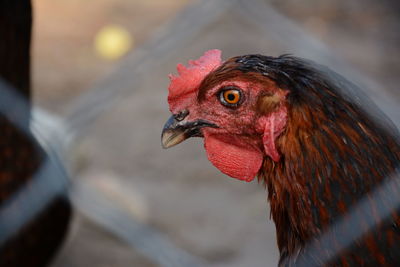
<box><xmin>227</xmin><ymin>93</ymin><xmax>235</xmax><ymax>101</ymax></box>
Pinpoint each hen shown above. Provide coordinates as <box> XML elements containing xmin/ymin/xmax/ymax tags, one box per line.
<box><xmin>0</xmin><ymin>1</ymin><xmax>71</xmax><ymax>266</ymax></box>
<box><xmin>161</xmin><ymin>50</ymin><xmax>400</xmax><ymax>266</ymax></box>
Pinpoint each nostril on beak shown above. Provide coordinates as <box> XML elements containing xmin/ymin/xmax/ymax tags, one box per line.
<box><xmin>174</xmin><ymin>109</ymin><xmax>189</xmax><ymax>121</ymax></box>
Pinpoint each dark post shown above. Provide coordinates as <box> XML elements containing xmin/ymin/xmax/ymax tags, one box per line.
<box><xmin>0</xmin><ymin>0</ymin><xmax>32</xmax><ymax>128</ymax></box>
<box><xmin>0</xmin><ymin>1</ymin><xmax>71</xmax><ymax>266</ymax></box>
<box><xmin>0</xmin><ymin>0</ymin><xmax>32</xmax><ymax>98</ymax></box>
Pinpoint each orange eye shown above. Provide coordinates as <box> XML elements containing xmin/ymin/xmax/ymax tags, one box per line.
<box><xmin>220</xmin><ymin>88</ymin><xmax>242</xmax><ymax>107</ymax></box>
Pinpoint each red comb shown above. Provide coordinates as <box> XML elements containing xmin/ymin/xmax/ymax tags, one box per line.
<box><xmin>168</xmin><ymin>49</ymin><xmax>222</xmax><ymax>113</ymax></box>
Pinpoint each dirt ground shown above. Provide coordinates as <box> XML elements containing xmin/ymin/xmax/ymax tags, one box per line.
<box><xmin>32</xmin><ymin>0</ymin><xmax>189</xmax><ymax>112</ymax></box>
<box><xmin>30</xmin><ymin>0</ymin><xmax>399</xmax><ymax>266</ymax></box>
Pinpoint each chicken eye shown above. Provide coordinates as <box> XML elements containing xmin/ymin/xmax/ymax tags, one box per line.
<box><xmin>219</xmin><ymin>87</ymin><xmax>242</xmax><ymax>107</ymax></box>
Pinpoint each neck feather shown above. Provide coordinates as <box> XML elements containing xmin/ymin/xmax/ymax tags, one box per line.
<box><xmin>259</xmin><ymin>98</ymin><xmax>400</xmax><ymax>258</ymax></box>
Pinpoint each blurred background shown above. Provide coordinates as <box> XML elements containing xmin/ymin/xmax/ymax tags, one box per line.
<box><xmin>27</xmin><ymin>0</ymin><xmax>400</xmax><ymax>266</ymax></box>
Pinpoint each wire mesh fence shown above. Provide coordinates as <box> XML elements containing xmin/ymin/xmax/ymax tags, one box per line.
<box><xmin>1</xmin><ymin>0</ymin><xmax>399</xmax><ymax>266</ymax></box>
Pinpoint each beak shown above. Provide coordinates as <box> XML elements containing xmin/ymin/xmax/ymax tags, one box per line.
<box><xmin>161</xmin><ymin>112</ymin><xmax>217</xmax><ymax>149</ymax></box>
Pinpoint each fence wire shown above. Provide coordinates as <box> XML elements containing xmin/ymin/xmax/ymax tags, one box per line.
<box><xmin>296</xmin><ymin>170</ymin><xmax>400</xmax><ymax>266</ymax></box>
<box><xmin>0</xmin><ymin>0</ymin><xmax>399</xmax><ymax>266</ymax></box>
<box><xmin>0</xmin><ymin>78</ymin><xmax>206</xmax><ymax>267</ymax></box>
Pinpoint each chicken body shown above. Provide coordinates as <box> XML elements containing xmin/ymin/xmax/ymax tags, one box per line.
<box><xmin>162</xmin><ymin>50</ymin><xmax>400</xmax><ymax>266</ymax></box>
<box><xmin>0</xmin><ymin>1</ymin><xmax>71</xmax><ymax>265</ymax></box>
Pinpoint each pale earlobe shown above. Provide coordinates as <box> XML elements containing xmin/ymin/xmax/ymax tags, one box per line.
<box><xmin>256</xmin><ymin>93</ymin><xmax>282</xmax><ymax>115</ymax></box>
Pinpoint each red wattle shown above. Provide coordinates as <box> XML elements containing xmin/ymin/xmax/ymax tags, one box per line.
<box><xmin>203</xmin><ymin>133</ymin><xmax>263</xmax><ymax>182</ymax></box>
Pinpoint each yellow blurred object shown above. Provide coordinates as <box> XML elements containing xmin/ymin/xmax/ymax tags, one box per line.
<box><xmin>94</xmin><ymin>25</ymin><xmax>133</xmax><ymax>60</ymax></box>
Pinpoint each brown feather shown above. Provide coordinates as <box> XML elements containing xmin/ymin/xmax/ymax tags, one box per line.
<box><xmin>258</xmin><ymin>74</ymin><xmax>400</xmax><ymax>265</ymax></box>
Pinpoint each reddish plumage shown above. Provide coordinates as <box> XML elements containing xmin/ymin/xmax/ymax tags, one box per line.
<box><xmin>162</xmin><ymin>50</ymin><xmax>400</xmax><ymax>266</ymax></box>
